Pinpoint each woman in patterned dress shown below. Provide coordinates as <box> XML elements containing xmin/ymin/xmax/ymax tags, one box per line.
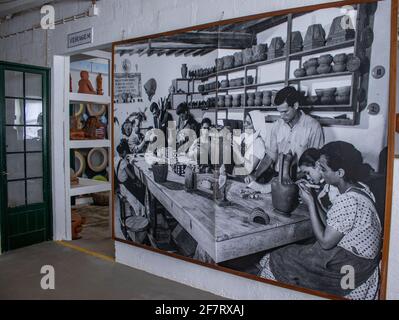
<box><xmin>258</xmin><ymin>141</ymin><xmax>382</xmax><ymax>299</ymax></box>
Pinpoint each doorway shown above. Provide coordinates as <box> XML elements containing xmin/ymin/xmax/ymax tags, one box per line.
<box><xmin>0</xmin><ymin>62</ymin><xmax>52</xmax><ymax>252</ymax></box>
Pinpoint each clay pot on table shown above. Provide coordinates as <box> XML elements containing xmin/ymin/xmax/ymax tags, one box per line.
<box><xmin>234</xmin><ymin>51</ymin><xmax>243</xmax><ymax>67</ymax></box>
<box><xmin>271</xmin><ymin>153</ymin><xmax>299</xmax><ymax>214</ymax></box>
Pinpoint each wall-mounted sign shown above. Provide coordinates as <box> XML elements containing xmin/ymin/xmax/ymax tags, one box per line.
<box><xmin>67</xmin><ymin>28</ymin><xmax>93</xmax><ymax>48</ymax></box>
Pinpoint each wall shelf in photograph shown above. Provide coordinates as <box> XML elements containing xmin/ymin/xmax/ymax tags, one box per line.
<box><xmin>289</xmin><ymin>40</ymin><xmax>355</xmax><ymax>60</ymax></box>
<box><xmin>70</xmin><ymin>178</ymin><xmax>111</xmax><ymax>197</ymax></box>
<box><xmin>288</xmin><ymin>71</ymin><xmax>353</xmax><ymax>82</ymax></box>
<box><xmin>69</xmin><ymin>92</ymin><xmax>111</xmax><ymax>105</ymax></box>
<box><xmin>69</xmin><ymin>139</ymin><xmax>111</xmax><ymax>149</ymax></box>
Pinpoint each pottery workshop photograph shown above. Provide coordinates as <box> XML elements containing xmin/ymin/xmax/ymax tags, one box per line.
<box><xmin>112</xmin><ymin>0</ymin><xmax>395</xmax><ymax>300</ymax></box>
<box><xmin>1</xmin><ymin>0</ymin><xmax>399</xmax><ymax>303</ymax></box>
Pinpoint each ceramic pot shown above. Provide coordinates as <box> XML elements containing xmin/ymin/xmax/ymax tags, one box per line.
<box><xmin>223</xmin><ymin>55</ymin><xmax>234</xmax><ymax>70</ymax></box>
<box><xmin>333</xmin><ymin>53</ymin><xmax>347</xmax><ymax>64</ymax></box>
<box><xmin>317</xmin><ymin>64</ymin><xmax>332</xmax><ymax>74</ymax></box>
<box><xmin>336</xmin><ymin>86</ymin><xmax>351</xmax><ymax>96</ymax></box>
<box><xmin>262</xmin><ymin>91</ymin><xmax>272</xmax><ymax>106</ymax></box>
<box><xmin>303</xmin><ymin>24</ymin><xmax>326</xmax><ymax>49</ymax></box>
<box><xmin>254</xmin><ymin>97</ymin><xmax>263</xmax><ymax>106</ymax></box>
<box><xmin>217</xmin><ymin>95</ymin><xmax>225</xmax><ymax>108</ymax></box>
<box><xmin>321</xmin><ymin>96</ymin><xmax>335</xmax><ymax>104</ymax></box>
<box><xmin>306</xmin><ymin>66</ymin><xmax>318</xmax><ymax>76</ymax></box>
<box><xmin>332</xmin><ymin>63</ymin><xmax>347</xmax><ymax>72</ymax></box>
<box><xmin>246</xmin><ymin>75</ymin><xmax>254</xmax><ymax>85</ymax></box>
<box><xmin>232</xmin><ymin>94</ymin><xmax>241</xmax><ymax>107</ymax></box>
<box><xmin>335</xmin><ymin>95</ymin><xmax>350</xmax><ymax>104</ymax></box>
<box><xmin>252</xmin><ymin>43</ymin><xmax>268</xmax><ymax>62</ymax></box>
<box><xmin>234</xmin><ymin>52</ymin><xmax>243</xmax><ymax>67</ymax></box>
<box><xmin>181</xmin><ymin>64</ymin><xmax>188</xmax><ymax>78</ymax></box>
<box><xmin>271</xmin><ymin>153</ymin><xmax>299</xmax><ymax>214</ymax></box>
<box><xmin>184</xmin><ymin>166</ymin><xmax>197</xmax><ymax>192</ymax></box>
<box><xmin>220</xmin><ymin>80</ymin><xmax>229</xmax><ymax>88</ymax></box>
<box><xmin>346</xmin><ymin>54</ymin><xmax>361</xmax><ymax>72</ymax></box>
<box><xmin>306</xmin><ymin>58</ymin><xmax>319</xmax><ymax>68</ymax></box>
<box><xmin>152</xmin><ymin>163</ymin><xmax>168</xmax><ymax>183</ymax></box>
<box><xmin>216</xmin><ymin>58</ymin><xmax>224</xmax><ymax>71</ymax></box>
<box><xmin>225</xmin><ymin>95</ymin><xmax>232</xmax><ymax>108</ymax></box>
<box><xmin>294</xmin><ymin>68</ymin><xmax>306</xmax><ymax>78</ymax></box>
<box><xmin>318</xmin><ymin>54</ymin><xmax>333</xmax><ymax>65</ymax></box>
<box><xmin>243</xmin><ymin>48</ymin><xmax>253</xmax><ymax>65</ymax></box>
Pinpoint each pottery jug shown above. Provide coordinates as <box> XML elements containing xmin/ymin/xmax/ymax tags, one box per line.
<box><xmin>271</xmin><ymin>153</ymin><xmax>299</xmax><ymax>214</ymax></box>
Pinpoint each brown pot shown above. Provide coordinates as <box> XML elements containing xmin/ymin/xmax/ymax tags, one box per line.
<box><xmin>271</xmin><ymin>153</ymin><xmax>299</xmax><ymax>214</ymax></box>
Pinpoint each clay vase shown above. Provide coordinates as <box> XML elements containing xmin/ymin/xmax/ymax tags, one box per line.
<box><xmin>184</xmin><ymin>165</ymin><xmax>197</xmax><ymax>192</ymax></box>
<box><xmin>181</xmin><ymin>63</ymin><xmax>188</xmax><ymax>78</ymax></box>
<box><xmin>242</xmin><ymin>48</ymin><xmax>253</xmax><ymax>65</ymax></box>
<box><xmin>271</xmin><ymin>153</ymin><xmax>299</xmax><ymax>214</ymax></box>
<box><xmin>262</xmin><ymin>91</ymin><xmax>272</xmax><ymax>106</ymax></box>
<box><xmin>254</xmin><ymin>91</ymin><xmax>263</xmax><ymax>106</ymax></box>
<box><xmin>247</xmin><ymin>92</ymin><xmax>255</xmax><ymax>107</ymax></box>
<box><xmin>232</xmin><ymin>94</ymin><xmax>241</xmax><ymax>107</ymax></box>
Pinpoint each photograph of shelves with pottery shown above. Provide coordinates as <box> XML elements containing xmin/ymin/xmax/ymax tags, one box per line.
<box><xmin>113</xmin><ymin>1</ymin><xmax>394</xmax><ymax>300</ymax></box>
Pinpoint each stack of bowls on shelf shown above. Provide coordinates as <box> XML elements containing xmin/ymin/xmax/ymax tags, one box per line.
<box><xmin>232</xmin><ymin>94</ymin><xmax>241</xmax><ymax>107</ymax></box>
<box><xmin>254</xmin><ymin>92</ymin><xmax>263</xmax><ymax>106</ymax></box>
<box><xmin>317</xmin><ymin>54</ymin><xmax>333</xmax><ymax>74</ymax></box>
<box><xmin>303</xmin><ymin>58</ymin><xmax>319</xmax><ymax>76</ymax></box>
<box><xmin>268</xmin><ymin>37</ymin><xmax>285</xmax><ymax>59</ymax></box>
<box><xmin>316</xmin><ymin>87</ymin><xmax>336</xmax><ymax>105</ymax></box>
<box><xmin>335</xmin><ymin>86</ymin><xmax>351</xmax><ymax>104</ymax></box>
<box><xmin>303</xmin><ymin>24</ymin><xmax>326</xmax><ymax>50</ymax></box>
<box><xmin>252</xmin><ymin>44</ymin><xmax>268</xmax><ymax>62</ymax></box>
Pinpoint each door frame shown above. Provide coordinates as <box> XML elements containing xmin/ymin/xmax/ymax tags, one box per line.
<box><xmin>0</xmin><ymin>61</ymin><xmax>52</xmax><ymax>252</ymax></box>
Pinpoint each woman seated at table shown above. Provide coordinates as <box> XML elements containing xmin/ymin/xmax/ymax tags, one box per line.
<box><xmin>297</xmin><ymin>148</ymin><xmax>340</xmax><ymax>225</ymax></box>
<box><xmin>258</xmin><ymin>141</ymin><xmax>382</xmax><ymax>300</ymax></box>
<box><xmin>231</xmin><ymin>113</ymin><xmax>268</xmax><ymax>184</ymax></box>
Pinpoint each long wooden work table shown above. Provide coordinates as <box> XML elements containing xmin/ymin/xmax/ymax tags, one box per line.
<box><xmin>129</xmin><ymin>155</ymin><xmax>313</xmax><ymax>263</ymax></box>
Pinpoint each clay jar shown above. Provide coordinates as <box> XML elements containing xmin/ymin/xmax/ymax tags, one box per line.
<box><xmin>271</xmin><ymin>153</ymin><xmax>299</xmax><ymax>214</ymax></box>
<box><xmin>332</xmin><ymin>63</ymin><xmax>347</xmax><ymax>73</ymax></box>
<box><xmin>241</xmin><ymin>94</ymin><xmax>247</xmax><ymax>106</ymax></box>
<box><xmin>317</xmin><ymin>64</ymin><xmax>331</xmax><ymax>74</ymax></box>
<box><xmin>254</xmin><ymin>91</ymin><xmax>263</xmax><ymax>106</ymax></box>
<box><xmin>225</xmin><ymin>95</ymin><xmax>232</xmax><ymax>108</ymax></box>
<box><xmin>306</xmin><ymin>66</ymin><xmax>318</xmax><ymax>76</ymax></box>
<box><xmin>215</xmin><ymin>58</ymin><xmax>224</xmax><ymax>71</ymax></box>
<box><xmin>262</xmin><ymin>91</ymin><xmax>272</xmax><ymax>106</ymax></box>
<box><xmin>220</xmin><ymin>79</ymin><xmax>229</xmax><ymax>88</ymax></box>
<box><xmin>247</xmin><ymin>92</ymin><xmax>255</xmax><ymax>106</ymax></box>
<box><xmin>232</xmin><ymin>94</ymin><xmax>241</xmax><ymax>107</ymax></box>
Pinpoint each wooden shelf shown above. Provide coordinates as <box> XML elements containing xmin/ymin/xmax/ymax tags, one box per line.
<box><xmin>70</xmin><ymin>178</ymin><xmax>111</xmax><ymax>197</ymax></box>
<box><xmin>69</xmin><ymin>93</ymin><xmax>111</xmax><ymax>104</ymax></box>
<box><xmin>289</xmin><ymin>71</ymin><xmax>353</xmax><ymax>82</ymax></box>
<box><xmin>289</xmin><ymin>40</ymin><xmax>355</xmax><ymax>59</ymax></box>
<box><xmin>70</xmin><ymin>139</ymin><xmax>111</xmax><ymax>149</ymax></box>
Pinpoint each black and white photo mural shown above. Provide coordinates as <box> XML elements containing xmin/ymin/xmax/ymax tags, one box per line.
<box><xmin>112</xmin><ymin>0</ymin><xmax>396</xmax><ymax>300</ymax></box>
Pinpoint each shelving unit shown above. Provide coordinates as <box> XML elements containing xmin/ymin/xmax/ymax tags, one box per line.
<box><xmin>169</xmin><ymin>5</ymin><xmax>368</xmax><ymax>126</ymax></box>
<box><xmin>63</xmin><ymin>50</ymin><xmax>113</xmax><ymax>239</ymax></box>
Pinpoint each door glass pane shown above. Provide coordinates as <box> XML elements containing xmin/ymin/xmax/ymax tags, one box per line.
<box><xmin>25</xmin><ymin>100</ymin><xmax>43</xmax><ymax>125</ymax></box>
<box><xmin>5</xmin><ymin>99</ymin><xmax>24</xmax><ymax>125</ymax></box>
<box><xmin>25</xmin><ymin>73</ymin><xmax>42</xmax><ymax>99</ymax></box>
<box><xmin>6</xmin><ymin>126</ymin><xmax>24</xmax><ymax>152</ymax></box>
<box><xmin>5</xmin><ymin>70</ymin><xmax>23</xmax><ymax>97</ymax></box>
<box><xmin>27</xmin><ymin>179</ymin><xmax>43</xmax><ymax>204</ymax></box>
<box><xmin>8</xmin><ymin>180</ymin><xmax>25</xmax><ymax>207</ymax></box>
<box><xmin>6</xmin><ymin>154</ymin><xmax>25</xmax><ymax>180</ymax></box>
<box><xmin>26</xmin><ymin>126</ymin><xmax>42</xmax><ymax>151</ymax></box>
<box><xmin>26</xmin><ymin>153</ymin><xmax>42</xmax><ymax>178</ymax></box>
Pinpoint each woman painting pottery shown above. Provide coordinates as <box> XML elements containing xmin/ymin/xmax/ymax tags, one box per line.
<box><xmin>259</xmin><ymin>141</ymin><xmax>381</xmax><ymax>300</ymax></box>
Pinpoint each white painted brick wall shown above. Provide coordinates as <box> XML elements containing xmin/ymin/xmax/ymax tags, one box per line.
<box><xmin>0</xmin><ymin>0</ymin><xmax>398</xmax><ymax>299</ymax></box>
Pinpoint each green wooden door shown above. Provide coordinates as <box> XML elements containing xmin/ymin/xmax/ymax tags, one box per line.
<box><xmin>0</xmin><ymin>62</ymin><xmax>52</xmax><ymax>252</ymax></box>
